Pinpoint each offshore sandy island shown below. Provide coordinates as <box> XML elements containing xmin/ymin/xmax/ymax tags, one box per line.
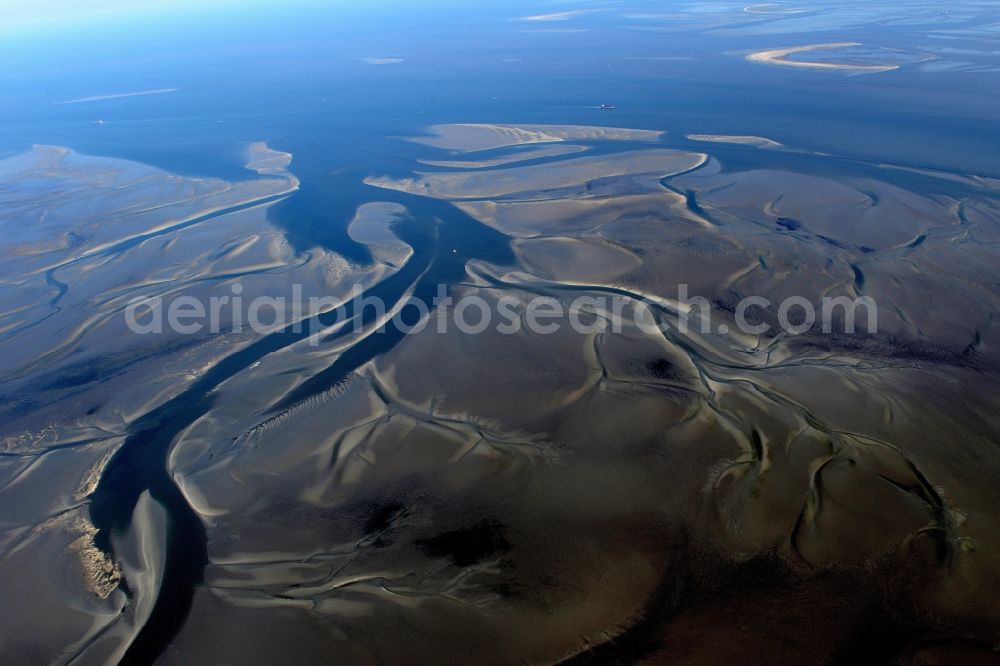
<box><xmin>686</xmin><ymin>134</ymin><xmax>784</xmax><ymax>149</ymax></box>
<box><xmin>407</xmin><ymin>123</ymin><xmax>664</xmax><ymax>152</ymax></box>
<box><xmin>747</xmin><ymin>43</ymin><xmax>900</xmax><ymax>72</ymax></box>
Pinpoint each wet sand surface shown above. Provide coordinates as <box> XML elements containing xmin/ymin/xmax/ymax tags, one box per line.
<box><xmin>745</xmin><ymin>43</ymin><xmax>913</xmax><ymax>72</ymax></box>
<box><xmin>2</xmin><ymin>116</ymin><xmax>998</xmax><ymax>663</ymax></box>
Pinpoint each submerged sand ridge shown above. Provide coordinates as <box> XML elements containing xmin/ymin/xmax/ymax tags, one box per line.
<box><xmin>2</xmin><ymin>123</ymin><xmax>1000</xmax><ymax>663</ymax></box>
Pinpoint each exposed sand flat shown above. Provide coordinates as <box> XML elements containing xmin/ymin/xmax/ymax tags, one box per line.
<box><xmin>347</xmin><ymin>202</ymin><xmax>409</xmax><ymax>248</ymax></box>
<box><xmin>0</xmin><ymin>143</ymin><xmax>305</xmax><ymax>383</ymax></box>
<box><xmin>456</xmin><ymin>190</ymin><xmax>704</xmax><ymax>237</ymax></box>
<box><xmin>686</xmin><ymin>133</ymin><xmax>784</xmax><ymax>149</ymax></box>
<box><xmin>408</xmin><ymin>124</ymin><xmax>565</xmax><ymax>152</ymax></box>
<box><xmin>245</xmin><ymin>141</ymin><xmax>295</xmax><ymax>177</ymax></box>
<box><xmin>876</xmin><ymin>162</ymin><xmax>1000</xmax><ymax>190</ymax></box>
<box><xmin>0</xmin><ymin>508</ymin><xmax>125</xmax><ymax>662</ymax></box>
<box><xmin>55</xmin><ymin>88</ymin><xmax>177</xmax><ymax>104</ymax></box>
<box><xmin>743</xmin><ymin>3</ymin><xmax>808</xmax><ymax>13</ymax></box>
<box><xmin>417</xmin><ymin>143</ymin><xmax>588</xmax><ymax>168</ymax></box>
<box><xmin>0</xmin><ymin>143</ymin><xmax>297</xmax><ymax>267</ymax></box>
<box><xmin>509</xmin><ymin>124</ymin><xmax>664</xmax><ymax>143</ymax></box>
<box><xmin>355</xmin><ymin>56</ymin><xmax>403</xmax><ymax>65</ymax></box>
<box><xmin>407</xmin><ymin>123</ymin><xmax>664</xmax><ymax>152</ymax></box>
<box><xmin>673</xmin><ymin>166</ymin><xmax>950</xmax><ymax>249</ymax></box>
<box><xmin>622</xmin><ymin>12</ymin><xmax>686</xmax><ymax>20</ymax></box>
<box><xmin>168</xmin><ymin>232</ymin><xmax>1000</xmax><ymax>663</ymax></box>
<box><xmin>96</xmin><ymin>492</ymin><xmax>169</xmax><ymax>665</ymax></box>
<box><xmin>518</xmin><ymin>28</ymin><xmax>589</xmax><ymax>33</ymax></box>
<box><xmin>514</xmin><ymin>9</ymin><xmax>600</xmax><ymax>21</ymax></box>
<box><xmin>514</xmin><ymin>236</ymin><xmax>642</xmax><ymax>282</ymax></box>
<box><xmin>366</xmin><ymin>148</ymin><xmax>707</xmax><ymax>199</ymax></box>
<box><xmin>347</xmin><ymin>202</ymin><xmax>413</xmax><ymax>265</ymax></box>
<box><xmin>6</xmin><ymin>120</ymin><xmax>1000</xmax><ymax>662</ymax></box>
<box><xmin>0</xmin><ymin>142</ymin><xmax>407</xmax><ymax>660</ymax></box>
<box><xmin>747</xmin><ymin>42</ymin><xmax>900</xmax><ymax>71</ymax></box>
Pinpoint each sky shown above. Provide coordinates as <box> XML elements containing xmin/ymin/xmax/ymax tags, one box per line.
<box><xmin>0</xmin><ymin>0</ymin><xmax>456</xmax><ymax>40</ymax></box>
<box><xmin>0</xmin><ymin>0</ymin><xmax>177</xmax><ymax>25</ymax></box>
<box><xmin>0</xmin><ymin>0</ymin><xmax>269</xmax><ymax>34</ymax></box>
